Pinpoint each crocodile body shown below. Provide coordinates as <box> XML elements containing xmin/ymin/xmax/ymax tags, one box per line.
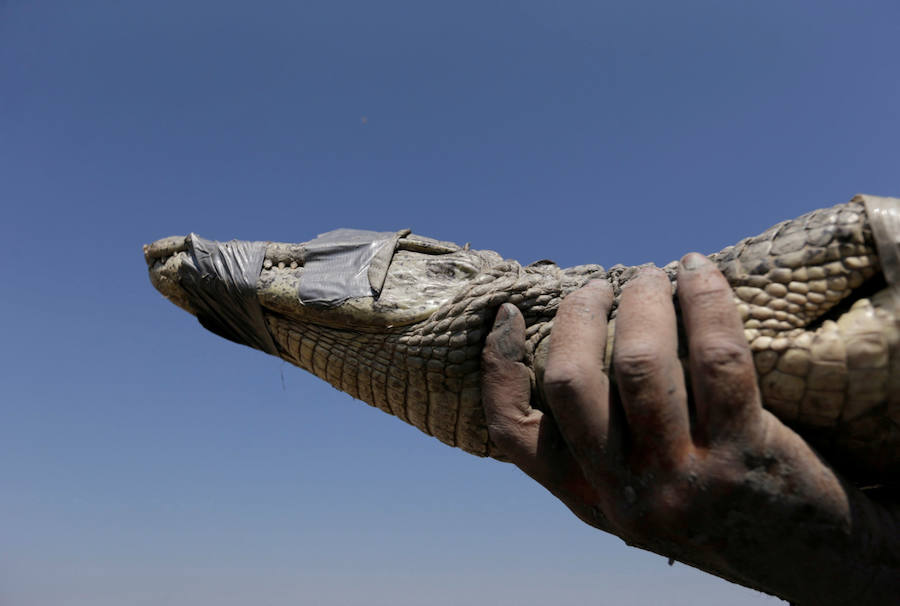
<box><xmin>145</xmin><ymin>195</ymin><xmax>900</xmax><ymax>487</ymax></box>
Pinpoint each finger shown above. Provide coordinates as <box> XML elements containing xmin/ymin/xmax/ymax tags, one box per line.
<box><xmin>613</xmin><ymin>268</ymin><xmax>691</xmax><ymax>466</ymax></box>
<box><xmin>677</xmin><ymin>253</ymin><xmax>760</xmax><ymax>443</ymax></box>
<box><xmin>482</xmin><ymin>303</ymin><xmax>533</xmax><ymax>435</ymax></box>
<box><xmin>543</xmin><ymin>280</ymin><xmax>615</xmax><ymax>475</ymax></box>
<box><xmin>482</xmin><ymin>304</ymin><xmax>602</xmax><ymax>518</ymax></box>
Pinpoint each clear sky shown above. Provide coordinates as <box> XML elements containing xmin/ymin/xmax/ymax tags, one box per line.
<box><xmin>2</xmin><ymin>2</ymin><xmax>898</xmax><ymax>604</ymax></box>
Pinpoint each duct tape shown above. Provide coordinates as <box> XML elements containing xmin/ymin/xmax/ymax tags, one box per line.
<box><xmin>178</xmin><ymin>234</ymin><xmax>279</xmax><ymax>355</ymax></box>
<box><xmin>858</xmin><ymin>194</ymin><xmax>900</xmax><ymax>306</ymax></box>
<box><xmin>297</xmin><ymin>228</ymin><xmax>409</xmax><ymax>307</ymax></box>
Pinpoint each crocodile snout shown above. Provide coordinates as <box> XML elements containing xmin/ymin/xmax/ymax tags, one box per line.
<box><xmin>143</xmin><ymin>235</ymin><xmax>189</xmax><ymax>267</ymax></box>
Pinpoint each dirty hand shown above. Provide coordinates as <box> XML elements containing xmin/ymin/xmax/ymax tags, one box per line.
<box><xmin>482</xmin><ymin>253</ymin><xmax>899</xmax><ymax>605</ymax></box>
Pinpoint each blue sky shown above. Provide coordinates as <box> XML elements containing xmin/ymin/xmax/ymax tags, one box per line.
<box><xmin>2</xmin><ymin>2</ymin><xmax>898</xmax><ymax>604</ymax></box>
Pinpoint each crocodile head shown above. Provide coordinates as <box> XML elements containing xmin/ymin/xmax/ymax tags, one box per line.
<box><xmin>144</xmin><ymin>230</ymin><xmax>506</xmax><ymax>340</ymax></box>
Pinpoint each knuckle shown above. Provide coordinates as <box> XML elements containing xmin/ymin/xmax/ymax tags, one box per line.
<box><xmin>613</xmin><ymin>344</ymin><xmax>665</xmax><ymax>383</ymax></box>
<box><xmin>543</xmin><ymin>360</ymin><xmax>594</xmax><ymax>401</ymax></box>
<box><xmin>692</xmin><ymin>339</ymin><xmax>750</xmax><ymax>376</ymax></box>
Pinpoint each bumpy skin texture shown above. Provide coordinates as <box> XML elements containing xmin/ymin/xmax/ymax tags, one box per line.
<box><xmin>145</xmin><ymin>197</ymin><xmax>900</xmax><ymax>488</ymax></box>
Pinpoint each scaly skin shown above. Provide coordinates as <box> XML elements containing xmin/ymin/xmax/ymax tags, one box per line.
<box><xmin>145</xmin><ymin>196</ymin><xmax>900</xmax><ymax>487</ymax></box>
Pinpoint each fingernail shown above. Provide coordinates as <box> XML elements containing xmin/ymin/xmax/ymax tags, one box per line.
<box><xmin>493</xmin><ymin>305</ymin><xmax>521</xmax><ymax>360</ymax></box>
<box><xmin>495</xmin><ymin>303</ymin><xmax>513</xmax><ymax>325</ymax></box>
<box><xmin>680</xmin><ymin>252</ymin><xmax>708</xmax><ymax>271</ymax></box>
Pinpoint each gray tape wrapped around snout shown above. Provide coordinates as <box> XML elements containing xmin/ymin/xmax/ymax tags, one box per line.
<box><xmin>176</xmin><ymin>229</ymin><xmax>408</xmax><ymax>353</ymax></box>
<box><xmin>297</xmin><ymin>228</ymin><xmax>408</xmax><ymax>307</ymax></box>
<box><xmin>178</xmin><ymin>234</ymin><xmax>279</xmax><ymax>355</ymax></box>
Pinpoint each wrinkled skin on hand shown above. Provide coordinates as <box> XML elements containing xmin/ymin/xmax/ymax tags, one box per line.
<box><xmin>482</xmin><ymin>253</ymin><xmax>900</xmax><ymax>605</ymax></box>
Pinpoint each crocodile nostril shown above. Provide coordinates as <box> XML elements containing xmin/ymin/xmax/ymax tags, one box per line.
<box><xmin>143</xmin><ymin>235</ymin><xmax>190</xmax><ymax>266</ymax></box>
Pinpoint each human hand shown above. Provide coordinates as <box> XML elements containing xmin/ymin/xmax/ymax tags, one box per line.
<box><xmin>482</xmin><ymin>253</ymin><xmax>899</xmax><ymax>604</ymax></box>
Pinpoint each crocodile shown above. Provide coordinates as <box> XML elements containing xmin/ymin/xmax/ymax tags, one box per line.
<box><xmin>145</xmin><ymin>195</ymin><xmax>900</xmax><ymax>488</ymax></box>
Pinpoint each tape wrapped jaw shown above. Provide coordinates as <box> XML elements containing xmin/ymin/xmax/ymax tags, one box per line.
<box><xmin>144</xmin><ymin>229</ymin><xmax>503</xmax><ymax>350</ymax></box>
